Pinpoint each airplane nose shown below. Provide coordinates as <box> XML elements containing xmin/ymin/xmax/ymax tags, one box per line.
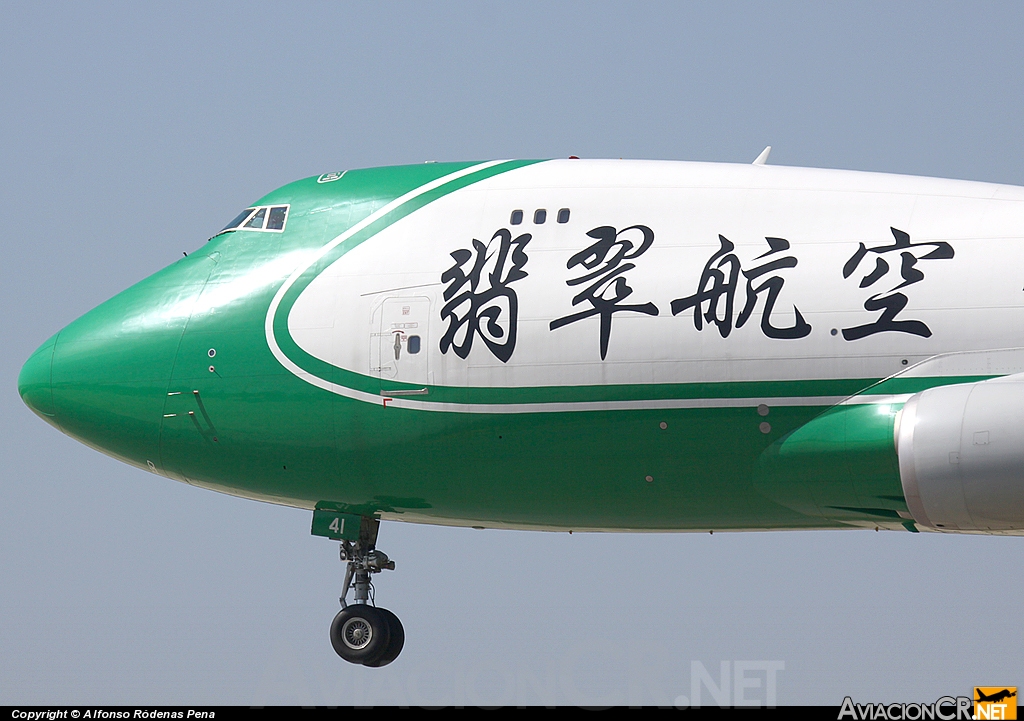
<box><xmin>17</xmin><ymin>254</ymin><xmax>216</xmax><ymax>471</ymax></box>
<box><xmin>19</xmin><ymin>333</ymin><xmax>58</xmax><ymax>422</ymax></box>
<box><xmin>43</xmin><ymin>294</ymin><xmax>184</xmax><ymax>470</ymax></box>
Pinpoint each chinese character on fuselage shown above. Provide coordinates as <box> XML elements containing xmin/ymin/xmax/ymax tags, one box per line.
<box><xmin>841</xmin><ymin>227</ymin><xmax>954</xmax><ymax>341</ymax></box>
<box><xmin>439</xmin><ymin>228</ymin><xmax>531</xmax><ymax>363</ymax></box>
<box><xmin>671</xmin><ymin>235</ymin><xmax>811</xmax><ymax>339</ymax></box>
<box><xmin>549</xmin><ymin>224</ymin><xmax>659</xmax><ymax>360</ymax></box>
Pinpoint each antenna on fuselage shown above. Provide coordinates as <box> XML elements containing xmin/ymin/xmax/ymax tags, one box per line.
<box><xmin>752</xmin><ymin>146</ymin><xmax>771</xmax><ymax>165</ymax></box>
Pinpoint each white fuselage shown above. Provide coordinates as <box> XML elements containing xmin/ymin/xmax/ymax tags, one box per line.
<box><xmin>287</xmin><ymin>159</ymin><xmax>1024</xmax><ymax>403</ymax></box>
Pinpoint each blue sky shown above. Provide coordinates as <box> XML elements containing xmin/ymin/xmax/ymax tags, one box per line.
<box><xmin>2</xmin><ymin>1</ymin><xmax>1022</xmax><ymax>705</ymax></box>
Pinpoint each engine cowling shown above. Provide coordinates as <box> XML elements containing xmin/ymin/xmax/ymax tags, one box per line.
<box><xmin>897</xmin><ymin>374</ymin><xmax>1024</xmax><ymax>534</ymax></box>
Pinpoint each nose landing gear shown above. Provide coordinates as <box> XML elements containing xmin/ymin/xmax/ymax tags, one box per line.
<box><xmin>328</xmin><ymin>516</ymin><xmax>404</xmax><ymax>667</ymax></box>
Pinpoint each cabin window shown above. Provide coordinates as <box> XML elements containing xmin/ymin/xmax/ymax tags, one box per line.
<box><xmin>534</xmin><ymin>209</ymin><xmax>547</xmax><ymax>224</ymax></box>
<box><xmin>557</xmin><ymin>208</ymin><xmax>570</xmax><ymax>223</ymax></box>
<box><xmin>510</xmin><ymin>209</ymin><xmax>523</xmax><ymax>225</ymax></box>
<box><xmin>244</xmin><ymin>208</ymin><xmax>267</xmax><ymax>229</ymax></box>
<box><xmin>407</xmin><ymin>335</ymin><xmax>421</xmax><ymax>354</ymax></box>
<box><xmin>222</xmin><ymin>208</ymin><xmax>256</xmax><ymax>231</ymax></box>
<box><xmin>266</xmin><ymin>206</ymin><xmax>288</xmax><ymax>231</ymax></box>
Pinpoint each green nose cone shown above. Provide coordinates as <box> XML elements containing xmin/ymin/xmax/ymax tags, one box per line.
<box><xmin>18</xmin><ymin>251</ymin><xmax>219</xmax><ymax>471</ymax></box>
<box><xmin>19</xmin><ymin>333</ymin><xmax>58</xmax><ymax>422</ymax></box>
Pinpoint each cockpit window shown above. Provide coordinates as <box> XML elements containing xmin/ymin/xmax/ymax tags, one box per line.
<box><xmin>266</xmin><ymin>206</ymin><xmax>288</xmax><ymax>231</ymax></box>
<box><xmin>222</xmin><ymin>208</ymin><xmax>256</xmax><ymax>231</ymax></box>
<box><xmin>244</xmin><ymin>208</ymin><xmax>267</xmax><ymax>229</ymax></box>
<box><xmin>213</xmin><ymin>204</ymin><xmax>290</xmax><ymax>238</ymax></box>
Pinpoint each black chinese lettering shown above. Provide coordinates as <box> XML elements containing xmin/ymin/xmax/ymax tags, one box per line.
<box><xmin>841</xmin><ymin>227</ymin><xmax>954</xmax><ymax>341</ymax></box>
<box><xmin>670</xmin><ymin>235</ymin><xmax>740</xmax><ymax>338</ymax></box>
<box><xmin>439</xmin><ymin>228</ymin><xmax>530</xmax><ymax>363</ymax></box>
<box><xmin>549</xmin><ymin>224</ymin><xmax>659</xmax><ymax>360</ymax></box>
<box><xmin>671</xmin><ymin>235</ymin><xmax>810</xmax><ymax>339</ymax></box>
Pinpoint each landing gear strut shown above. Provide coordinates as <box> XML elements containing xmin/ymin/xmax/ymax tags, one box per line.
<box><xmin>329</xmin><ymin>516</ymin><xmax>404</xmax><ymax>667</ymax></box>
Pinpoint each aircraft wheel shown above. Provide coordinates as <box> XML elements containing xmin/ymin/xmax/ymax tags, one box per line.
<box><xmin>330</xmin><ymin>605</ymin><xmax>391</xmax><ymax>665</ymax></box>
<box><xmin>363</xmin><ymin>608</ymin><xmax>404</xmax><ymax>667</ymax></box>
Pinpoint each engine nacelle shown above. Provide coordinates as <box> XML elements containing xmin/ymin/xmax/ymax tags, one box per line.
<box><xmin>898</xmin><ymin>374</ymin><xmax>1024</xmax><ymax>534</ymax></box>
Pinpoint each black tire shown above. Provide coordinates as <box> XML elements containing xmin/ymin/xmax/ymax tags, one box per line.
<box><xmin>330</xmin><ymin>605</ymin><xmax>391</xmax><ymax>665</ymax></box>
<box><xmin>363</xmin><ymin>608</ymin><xmax>405</xmax><ymax>667</ymax></box>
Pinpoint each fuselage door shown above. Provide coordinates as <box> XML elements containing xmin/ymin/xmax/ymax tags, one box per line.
<box><xmin>372</xmin><ymin>296</ymin><xmax>431</xmax><ymax>388</ymax></box>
